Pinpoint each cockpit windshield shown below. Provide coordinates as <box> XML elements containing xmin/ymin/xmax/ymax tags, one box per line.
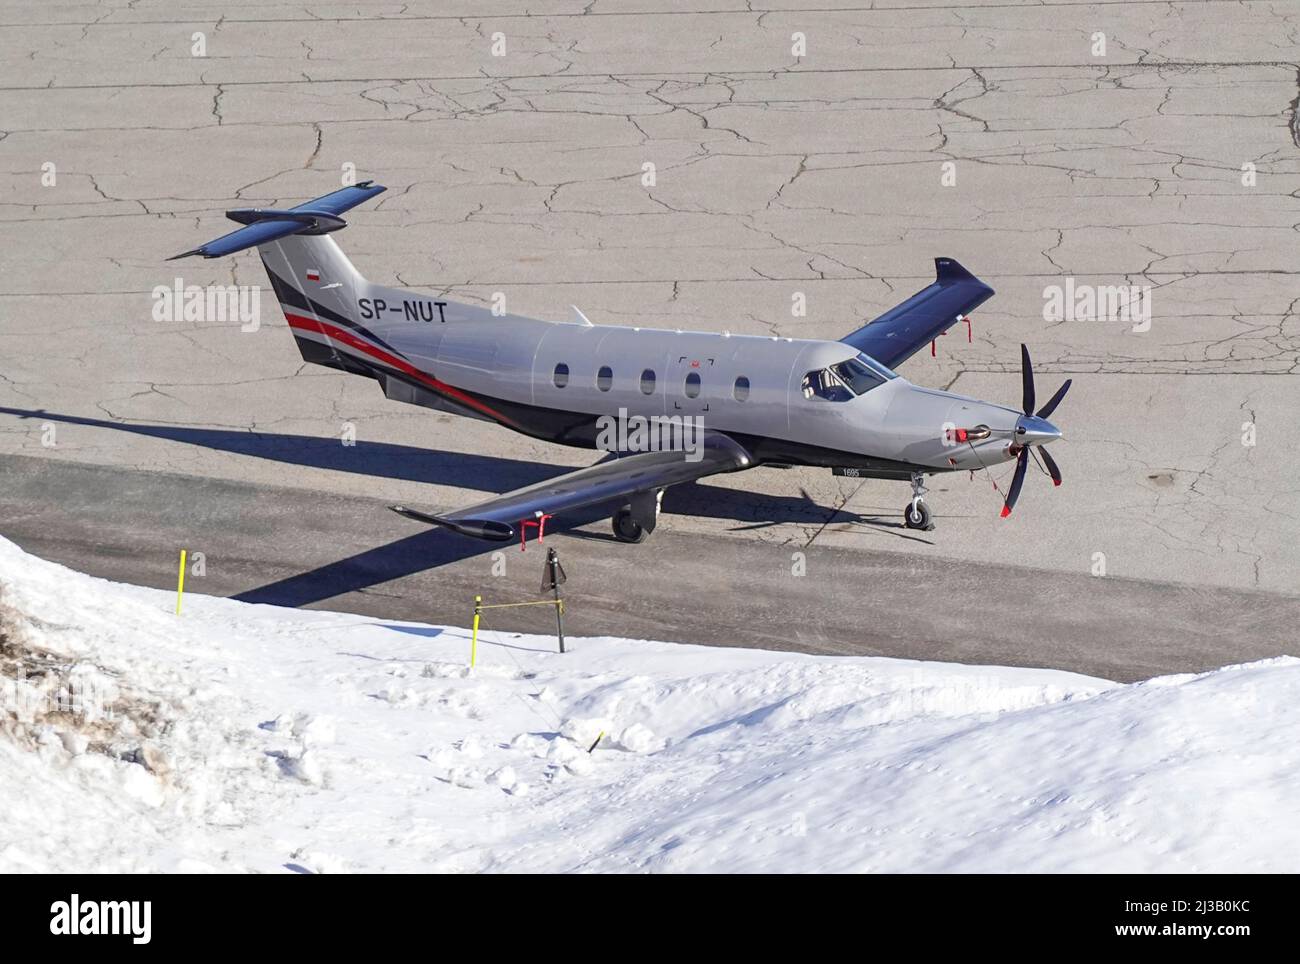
<box><xmin>831</xmin><ymin>358</ymin><xmax>881</xmax><ymax>395</ymax></box>
<box><xmin>803</xmin><ymin>353</ymin><xmax>898</xmax><ymax>402</ymax></box>
<box><xmin>852</xmin><ymin>352</ymin><xmax>898</xmax><ymax>381</ymax></box>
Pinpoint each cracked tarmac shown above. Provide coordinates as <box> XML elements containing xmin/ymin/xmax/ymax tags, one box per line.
<box><xmin>0</xmin><ymin>0</ymin><xmax>1297</xmax><ymax>677</ymax></box>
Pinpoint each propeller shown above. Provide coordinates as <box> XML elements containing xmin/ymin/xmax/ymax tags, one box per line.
<box><xmin>1001</xmin><ymin>344</ymin><xmax>1071</xmax><ymax>518</ymax></box>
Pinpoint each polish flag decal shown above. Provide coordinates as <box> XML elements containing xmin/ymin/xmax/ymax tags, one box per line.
<box><xmin>305</xmin><ymin>269</ymin><xmax>320</xmax><ymax>282</ymax></box>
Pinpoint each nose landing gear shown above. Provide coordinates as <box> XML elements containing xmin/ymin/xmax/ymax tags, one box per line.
<box><xmin>904</xmin><ymin>472</ymin><xmax>935</xmax><ymax>531</ymax></box>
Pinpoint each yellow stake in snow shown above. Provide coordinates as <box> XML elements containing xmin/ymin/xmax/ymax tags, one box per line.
<box><xmin>470</xmin><ymin>594</ymin><xmax>482</xmax><ymax>668</ymax></box>
<box><xmin>175</xmin><ymin>549</ymin><xmax>187</xmax><ymax>615</ymax></box>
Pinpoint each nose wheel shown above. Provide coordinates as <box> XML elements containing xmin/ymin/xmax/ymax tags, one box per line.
<box><xmin>904</xmin><ymin>473</ymin><xmax>935</xmax><ymax>531</ymax></box>
<box><xmin>903</xmin><ymin>500</ymin><xmax>933</xmax><ymax>530</ymax></box>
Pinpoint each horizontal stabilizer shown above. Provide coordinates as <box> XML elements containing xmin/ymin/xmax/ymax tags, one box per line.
<box><xmin>224</xmin><ymin>209</ymin><xmax>346</xmax><ymax>231</ymax></box>
<box><xmin>169</xmin><ymin>181</ymin><xmax>386</xmax><ymax>260</ymax></box>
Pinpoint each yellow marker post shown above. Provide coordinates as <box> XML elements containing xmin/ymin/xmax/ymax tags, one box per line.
<box><xmin>470</xmin><ymin>595</ymin><xmax>482</xmax><ymax>668</ymax></box>
<box><xmin>175</xmin><ymin>549</ymin><xmax>187</xmax><ymax>615</ymax></box>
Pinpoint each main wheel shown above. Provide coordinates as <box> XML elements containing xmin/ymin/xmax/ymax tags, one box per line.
<box><xmin>612</xmin><ymin>507</ymin><xmax>649</xmax><ymax>543</ymax></box>
<box><xmin>903</xmin><ymin>500</ymin><xmax>933</xmax><ymax>530</ymax></box>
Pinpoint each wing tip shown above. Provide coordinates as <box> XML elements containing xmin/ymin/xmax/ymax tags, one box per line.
<box><xmin>390</xmin><ymin>505</ymin><xmax>514</xmax><ymax>541</ymax></box>
<box><xmin>935</xmin><ymin>257</ymin><xmax>994</xmax><ymax>298</ymax></box>
<box><xmin>935</xmin><ymin>257</ymin><xmax>976</xmax><ymax>282</ymax></box>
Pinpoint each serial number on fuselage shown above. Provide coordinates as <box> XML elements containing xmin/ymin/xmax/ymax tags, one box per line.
<box><xmin>358</xmin><ymin>297</ymin><xmax>448</xmax><ymax>323</ymax></box>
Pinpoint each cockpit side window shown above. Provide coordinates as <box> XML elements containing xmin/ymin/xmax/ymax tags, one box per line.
<box><xmin>801</xmin><ymin>368</ymin><xmax>853</xmax><ymax>402</ymax></box>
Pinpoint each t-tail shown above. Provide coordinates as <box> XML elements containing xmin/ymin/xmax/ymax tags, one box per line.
<box><xmin>168</xmin><ymin>182</ymin><xmax>522</xmax><ymax>428</ymax></box>
<box><xmin>169</xmin><ymin>182</ymin><xmax>391</xmax><ymax>377</ymax></box>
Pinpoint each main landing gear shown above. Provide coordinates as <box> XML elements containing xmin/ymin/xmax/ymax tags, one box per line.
<box><xmin>904</xmin><ymin>472</ymin><xmax>935</xmax><ymax>531</ymax></box>
<box><xmin>612</xmin><ymin>489</ymin><xmax>663</xmax><ymax>543</ymax></box>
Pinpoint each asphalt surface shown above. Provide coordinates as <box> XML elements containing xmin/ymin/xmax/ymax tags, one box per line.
<box><xmin>1</xmin><ymin>1</ymin><xmax>1297</xmax><ymax>682</ymax></box>
<box><xmin>2</xmin><ymin>451</ymin><xmax>1295</xmax><ymax>682</ymax></box>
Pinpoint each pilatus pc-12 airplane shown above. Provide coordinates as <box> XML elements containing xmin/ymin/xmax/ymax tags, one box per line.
<box><xmin>172</xmin><ymin>181</ymin><xmax>1070</xmax><ymax>544</ymax></box>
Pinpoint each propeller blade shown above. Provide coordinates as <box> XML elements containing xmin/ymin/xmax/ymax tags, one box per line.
<box><xmin>1020</xmin><ymin>343</ymin><xmax>1035</xmax><ymax>415</ymax></box>
<box><xmin>1040</xmin><ymin>447</ymin><xmax>1063</xmax><ymax>487</ymax></box>
<box><xmin>1000</xmin><ymin>449</ymin><xmax>1028</xmax><ymax>518</ymax></box>
<box><xmin>1036</xmin><ymin>378</ymin><xmax>1072</xmax><ymax>419</ymax></box>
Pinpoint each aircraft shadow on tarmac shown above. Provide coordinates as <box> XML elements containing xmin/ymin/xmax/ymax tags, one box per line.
<box><xmin>1</xmin><ymin>407</ymin><xmax>927</xmax><ymax>606</ymax></box>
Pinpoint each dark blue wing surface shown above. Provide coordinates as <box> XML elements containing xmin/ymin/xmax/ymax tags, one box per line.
<box><xmin>840</xmin><ymin>258</ymin><xmax>994</xmax><ymax>369</ymax></box>
<box><xmin>392</xmin><ymin>433</ymin><xmax>754</xmax><ymax>542</ymax></box>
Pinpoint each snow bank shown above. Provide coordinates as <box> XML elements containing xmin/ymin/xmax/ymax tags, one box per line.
<box><xmin>0</xmin><ymin>535</ymin><xmax>1295</xmax><ymax>872</ymax></box>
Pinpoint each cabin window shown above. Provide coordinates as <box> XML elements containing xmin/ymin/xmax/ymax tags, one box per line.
<box><xmin>640</xmin><ymin>369</ymin><xmax>656</xmax><ymax>394</ymax></box>
<box><xmin>733</xmin><ymin>376</ymin><xmax>750</xmax><ymax>402</ymax></box>
<box><xmin>597</xmin><ymin>366</ymin><xmax>613</xmax><ymax>392</ymax></box>
<box><xmin>684</xmin><ymin>371</ymin><xmax>702</xmax><ymax>398</ymax></box>
<box><xmin>553</xmin><ymin>363</ymin><xmax>569</xmax><ymax>388</ymax></box>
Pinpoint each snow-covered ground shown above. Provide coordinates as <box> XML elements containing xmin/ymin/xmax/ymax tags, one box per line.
<box><xmin>0</xmin><ymin>535</ymin><xmax>1296</xmax><ymax>873</ymax></box>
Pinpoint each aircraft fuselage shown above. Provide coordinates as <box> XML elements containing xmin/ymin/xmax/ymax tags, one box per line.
<box><xmin>263</xmin><ymin>237</ymin><xmax>1027</xmax><ymax>481</ymax></box>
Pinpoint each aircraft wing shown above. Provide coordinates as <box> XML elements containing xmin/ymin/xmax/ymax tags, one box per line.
<box><xmin>840</xmin><ymin>258</ymin><xmax>994</xmax><ymax>369</ymax></box>
<box><xmin>391</xmin><ymin>432</ymin><xmax>754</xmax><ymax>541</ymax></box>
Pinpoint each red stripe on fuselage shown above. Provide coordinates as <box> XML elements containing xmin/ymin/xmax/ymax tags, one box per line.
<box><xmin>283</xmin><ymin>312</ymin><xmax>515</xmax><ymax>427</ymax></box>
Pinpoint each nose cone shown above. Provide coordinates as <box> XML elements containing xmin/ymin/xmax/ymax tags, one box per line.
<box><xmin>1015</xmin><ymin>414</ymin><xmax>1061</xmax><ymax>446</ymax></box>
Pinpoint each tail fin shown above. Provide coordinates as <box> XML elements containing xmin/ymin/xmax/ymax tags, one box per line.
<box><xmin>168</xmin><ymin>182</ymin><xmax>386</xmax><ymax>260</ymax></box>
<box><xmin>169</xmin><ymin>181</ymin><xmax>394</xmax><ymax>379</ymax></box>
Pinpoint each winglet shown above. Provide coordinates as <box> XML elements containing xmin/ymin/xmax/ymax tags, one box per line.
<box><xmin>934</xmin><ymin>257</ymin><xmax>979</xmax><ymax>283</ymax></box>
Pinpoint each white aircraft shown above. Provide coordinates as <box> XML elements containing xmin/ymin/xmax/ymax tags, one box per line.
<box><xmin>172</xmin><ymin>181</ymin><xmax>1070</xmax><ymax>543</ymax></box>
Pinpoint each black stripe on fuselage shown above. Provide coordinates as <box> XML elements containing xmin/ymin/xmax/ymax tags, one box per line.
<box><xmin>293</xmin><ymin>332</ymin><xmax>380</xmax><ymax>380</ymax></box>
<box><xmin>262</xmin><ymin>262</ymin><xmax>404</xmax><ymax>357</ymax></box>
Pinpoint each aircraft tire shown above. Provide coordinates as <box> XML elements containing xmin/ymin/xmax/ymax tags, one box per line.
<box><xmin>612</xmin><ymin>507</ymin><xmax>649</xmax><ymax>543</ymax></box>
<box><xmin>904</xmin><ymin>500</ymin><xmax>933</xmax><ymax>530</ymax></box>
